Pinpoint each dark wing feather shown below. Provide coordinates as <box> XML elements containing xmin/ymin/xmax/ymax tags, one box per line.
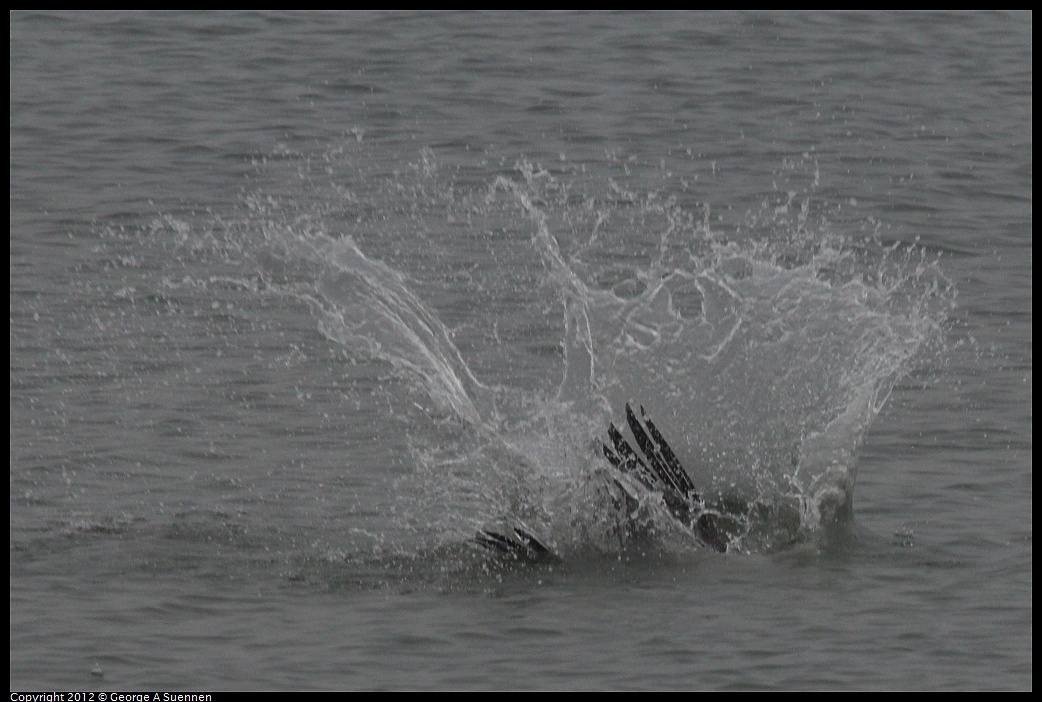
<box><xmin>638</xmin><ymin>404</ymin><xmax>699</xmax><ymax>499</ymax></box>
<box><xmin>606</xmin><ymin>422</ymin><xmax>657</xmax><ymax>490</ymax></box>
<box><xmin>475</xmin><ymin>527</ymin><xmax>554</xmax><ymax>561</ymax></box>
<box><xmin>625</xmin><ymin>403</ymin><xmax>688</xmax><ymax>497</ymax></box>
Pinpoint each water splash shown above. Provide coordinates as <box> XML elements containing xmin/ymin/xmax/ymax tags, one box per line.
<box><xmin>312</xmin><ymin>237</ymin><xmax>489</xmax><ymax>428</ymax></box>
<box><xmin>215</xmin><ymin>146</ymin><xmax>955</xmax><ymax>556</ymax></box>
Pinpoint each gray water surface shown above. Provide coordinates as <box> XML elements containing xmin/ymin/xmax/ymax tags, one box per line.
<box><xmin>10</xmin><ymin>11</ymin><xmax>1031</xmax><ymax>690</ymax></box>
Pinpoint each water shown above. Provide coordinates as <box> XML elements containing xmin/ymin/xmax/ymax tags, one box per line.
<box><xmin>10</xmin><ymin>11</ymin><xmax>1031</xmax><ymax>690</ymax></box>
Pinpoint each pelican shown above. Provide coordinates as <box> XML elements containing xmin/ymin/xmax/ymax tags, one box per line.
<box><xmin>476</xmin><ymin>403</ymin><xmax>733</xmax><ymax>559</ymax></box>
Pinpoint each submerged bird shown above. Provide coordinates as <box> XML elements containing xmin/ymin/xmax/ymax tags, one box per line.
<box><xmin>476</xmin><ymin>403</ymin><xmax>734</xmax><ymax>560</ymax></box>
